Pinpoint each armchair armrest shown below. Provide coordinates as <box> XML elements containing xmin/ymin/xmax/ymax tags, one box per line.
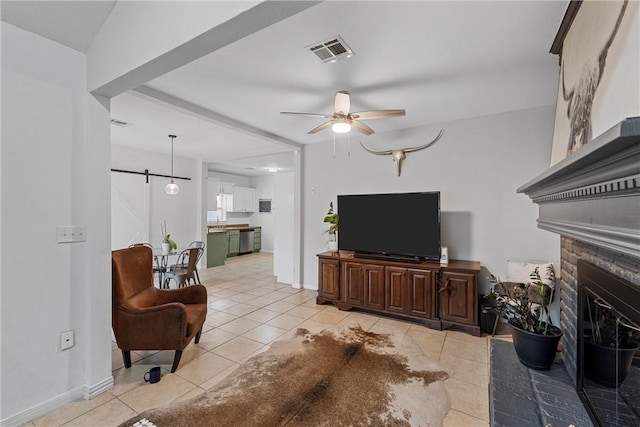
<box><xmin>156</xmin><ymin>284</ymin><xmax>207</xmax><ymax>305</ymax></box>
<box><xmin>113</xmin><ymin>303</ymin><xmax>188</xmax><ymax>350</ymax></box>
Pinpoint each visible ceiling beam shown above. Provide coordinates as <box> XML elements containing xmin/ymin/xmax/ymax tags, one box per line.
<box><xmin>132</xmin><ymin>85</ymin><xmax>303</xmax><ymax>150</ymax></box>
<box><xmin>89</xmin><ymin>1</ymin><xmax>322</xmax><ymax>97</ymax></box>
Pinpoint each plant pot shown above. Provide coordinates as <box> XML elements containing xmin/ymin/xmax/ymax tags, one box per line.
<box><xmin>509</xmin><ymin>321</ymin><xmax>562</xmax><ymax>370</ymax></box>
<box><xmin>479</xmin><ymin>295</ymin><xmax>500</xmax><ymax>335</ymax></box>
<box><xmin>162</xmin><ymin>242</ymin><xmax>170</xmax><ymax>255</ymax></box>
<box><xmin>584</xmin><ymin>341</ymin><xmax>638</xmax><ymax>387</ymax></box>
<box><xmin>328</xmin><ymin>240</ymin><xmax>338</xmax><ymax>253</ymax></box>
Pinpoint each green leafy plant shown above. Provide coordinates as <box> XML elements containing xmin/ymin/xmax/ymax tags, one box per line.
<box><xmin>586</xmin><ymin>296</ymin><xmax>639</xmax><ymax>348</ymax></box>
<box><xmin>161</xmin><ymin>220</ymin><xmax>177</xmax><ymax>249</ymax></box>
<box><xmin>487</xmin><ymin>264</ymin><xmax>558</xmax><ymax>335</ymax></box>
<box><xmin>323</xmin><ymin>202</ymin><xmax>338</xmax><ymax>236</ymax></box>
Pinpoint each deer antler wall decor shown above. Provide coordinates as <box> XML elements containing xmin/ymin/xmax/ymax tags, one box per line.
<box><xmin>359</xmin><ymin>130</ymin><xmax>443</xmax><ymax>176</ymax></box>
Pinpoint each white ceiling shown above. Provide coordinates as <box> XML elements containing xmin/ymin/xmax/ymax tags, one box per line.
<box><xmin>1</xmin><ymin>1</ymin><xmax>568</xmax><ymax>176</ymax></box>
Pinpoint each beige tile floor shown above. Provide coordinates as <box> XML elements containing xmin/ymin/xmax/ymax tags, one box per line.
<box><xmin>24</xmin><ymin>252</ymin><xmax>492</xmax><ymax>427</ymax></box>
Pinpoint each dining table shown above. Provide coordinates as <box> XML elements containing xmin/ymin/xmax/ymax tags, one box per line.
<box><xmin>152</xmin><ymin>247</ymin><xmax>184</xmax><ymax>288</ymax></box>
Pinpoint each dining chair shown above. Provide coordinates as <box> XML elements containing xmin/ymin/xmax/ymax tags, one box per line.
<box><xmin>169</xmin><ymin>241</ymin><xmax>205</xmax><ymax>284</ymax></box>
<box><xmin>128</xmin><ymin>243</ymin><xmax>153</xmax><ymax>248</ymax></box>
<box><xmin>164</xmin><ymin>247</ymin><xmax>198</xmax><ymax>288</ymax></box>
<box><xmin>112</xmin><ymin>245</ymin><xmax>207</xmax><ymax>372</ymax></box>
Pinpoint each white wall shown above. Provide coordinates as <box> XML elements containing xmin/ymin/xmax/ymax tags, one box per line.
<box><xmin>302</xmin><ymin>106</ymin><xmax>561</xmax><ymax>294</ymax></box>
<box><xmin>1</xmin><ymin>23</ymin><xmax>112</xmax><ymax>424</ymax></box>
<box><xmin>274</xmin><ymin>172</ymin><xmax>295</xmax><ymax>284</ymax></box>
<box><xmin>250</xmin><ymin>174</ymin><xmax>275</xmax><ymax>253</ymax></box>
<box><xmin>111</xmin><ymin>144</ymin><xmax>204</xmax><ymax>249</ymax></box>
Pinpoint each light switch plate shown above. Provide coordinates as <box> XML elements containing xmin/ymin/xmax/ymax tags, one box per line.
<box><xmin>57</xmin><ymin>226</ymin><xmax>86</xmax><ymax>243</ymax></box>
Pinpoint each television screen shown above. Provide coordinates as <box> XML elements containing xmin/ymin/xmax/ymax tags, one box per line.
<box><xmin>337</xmin><ymin>192</ymin><xmax>441</xmax><ymax>261</ymax></box>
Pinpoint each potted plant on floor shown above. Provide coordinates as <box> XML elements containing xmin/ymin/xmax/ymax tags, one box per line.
<box><xmin>323</xmin><ymin>202</ymin><xmax>338</xmax><ymax>253</ymax></box>
<box><xmin>488</xmin><ymin>264</ymin><xmax>562</xmax><ymax>370</ymax></box>
<box><xmin>583</xmin><ymin>296</ymin><xmax>639</xmax><ymax>387</ymax></box>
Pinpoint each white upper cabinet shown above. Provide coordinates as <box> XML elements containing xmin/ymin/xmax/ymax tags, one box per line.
<box><xmin>230</xmin><ymin>186</ymin><xmax>256</xmax><ymax>212</ymax></box>
<box><xmin>218</xmin><ymin>182</ymin><xmax>234</xmax><ymax>195</ymax></box>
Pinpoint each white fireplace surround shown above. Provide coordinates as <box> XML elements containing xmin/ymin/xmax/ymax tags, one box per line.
<box><xmin>518</xmin><ymin>117</ymin><xmax>640</xmax><ymax>259</ymax></box>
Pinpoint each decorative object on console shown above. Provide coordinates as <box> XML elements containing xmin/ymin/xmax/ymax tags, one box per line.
<box><xmin>323</xmin><ymin>202</ymin><xmax>338</xmax><ymax>252</ymax></box>
<box><xmin>488</xmin><ymin>264</ymin><xmax>562</xmax><ymax>370</ymax></box>
<box><xmin>165</xmin><ymin>134</ymin><xmax>179</xmax><ymax>195</ymax></box>
<box><xmin>359</xmin><ymin>130</ymin><xmax>443</xmax><ymax>176</ymax></box>
<box><xmin>440</xmin><ymin>246</ymin><xmax>449</xmax><ymax>265</ymax></box>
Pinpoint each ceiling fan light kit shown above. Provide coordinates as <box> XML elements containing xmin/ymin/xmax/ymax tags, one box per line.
<box><xmin>281</xmin><ymin>90</ymin><xmax>406</xmax><ymax>137</ymax></box>
<box><xmin>331</xmin><ymin>118</ymin><xmax>351</xmax><ymax>133</ymax></box>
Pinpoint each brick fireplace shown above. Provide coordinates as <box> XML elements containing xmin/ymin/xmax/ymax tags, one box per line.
<box><xmin>559</xmin><ymin>236</ymin><xmax>640</xmax><ymax>384</ymax></box>
<box><xmin>518</xmin><ymin>117</ymin><xmax>640</xmax><ymax>425</ymax></box>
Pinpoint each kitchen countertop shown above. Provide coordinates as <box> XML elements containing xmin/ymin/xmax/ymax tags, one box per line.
<box><xmin>207</xmin><ymin>224</ymin><xmax>260</xmax><ymax>233</ymax></box>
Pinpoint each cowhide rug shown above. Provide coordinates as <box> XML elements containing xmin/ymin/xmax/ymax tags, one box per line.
<box><xmin>121</xmin><ymin>325</ymin><xmax>451</xmax><ymax>427</ymax></box>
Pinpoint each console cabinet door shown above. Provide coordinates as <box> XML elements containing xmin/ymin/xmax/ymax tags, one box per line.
<box><xmin>385</xmin><ymin>266</ymin><xmax>407</xmax><ymax>314</ymax></box>
<box><xmin>439</xmin><ymin>271</ymin><xmax>477</xmax><ymax>325</ymax></box>
<box><xmin>407</xmin><ymin>268</ymin><xmax>435</xmax><ymax>318</ymax></box>
<box><xmin>318</xmin><ymin>258</ymin><xmax>340</xmax><ymax>302</ymax></box>
<box><xmin>364</xmin><ymin>264</ymin><xmax>385</xmax><ymax>310</ymax></box>
<box><xmin>343</xmin><ymin>262</ymin><xmax>365</xmax><ymax>306</ymax></box>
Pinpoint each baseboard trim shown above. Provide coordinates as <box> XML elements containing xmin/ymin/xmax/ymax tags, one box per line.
<box><xmin>85</xmin><ymin>376</ymin><xmax>114</xmax><ymax>399</ymax></box>
<box><xmin>1</xmin><ymin>376</ymin><xmax>113</xmax><ymax>426</ymax></box>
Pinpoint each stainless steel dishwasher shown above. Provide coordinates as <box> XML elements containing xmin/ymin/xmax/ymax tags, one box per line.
<box><xmin>239</xmin><ymin>229</ymin><xmax>254</xmax><ymax>254</ymax></box>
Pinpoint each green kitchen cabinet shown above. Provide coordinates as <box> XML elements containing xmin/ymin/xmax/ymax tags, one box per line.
<box><xmin>228</xmin><ymin>229</ymin><xmax>240</xmax><ymax>257</ymax></box>
<box><xmin>253</xmin><ymin>227</ymin><xmax>262</xmax><ymax>252</ymax></box>
<box><xmin>207</xmin><ymin>232</ymin><xmax>228</xmax><ymax>267</ymax></box>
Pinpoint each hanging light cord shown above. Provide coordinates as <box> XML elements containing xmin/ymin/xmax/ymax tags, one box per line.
<box><xmin>170</xmin><ymin>135</ymin><xmax>175</xmax><ymax>180</ymax></box>
<box><xmin>332</xmin><ymin>130</ymin><xmax>352</xmax><ymax>158</ymax></box>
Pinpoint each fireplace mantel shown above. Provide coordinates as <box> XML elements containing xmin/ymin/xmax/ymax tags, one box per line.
<box><xmin>518</xmin><ymin>117</ymin><xmax>640</xmax><ymax>259</ymax></box>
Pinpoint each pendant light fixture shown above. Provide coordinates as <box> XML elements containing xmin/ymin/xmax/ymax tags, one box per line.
<box><xmin>165</xmin><ymin>134</ymin><xmax>179</xmax><ymax>195</ymax></box>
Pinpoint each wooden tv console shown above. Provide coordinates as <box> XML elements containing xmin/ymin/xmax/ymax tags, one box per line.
<box><xmin>317</xmin><ymin>251</ymin><xmax>482</xmax><ymax>336</ymax></box>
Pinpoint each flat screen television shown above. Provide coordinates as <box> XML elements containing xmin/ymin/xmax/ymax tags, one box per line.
<box><xmin>337</xmin><ymin>192</ymin><xmax>441</xmax><ymax>262</ymax></box>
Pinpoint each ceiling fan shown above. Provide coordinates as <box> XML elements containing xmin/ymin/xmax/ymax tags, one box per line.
<box><xmin>281</xmin><ymin>91</ymin><xmax>405</xmax><ymax>136</ymax></box>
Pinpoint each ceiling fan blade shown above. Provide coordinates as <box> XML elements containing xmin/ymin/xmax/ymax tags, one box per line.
<box><xmin>351</xmin><ymin>120</ymin><xmax>375</xmax><ymax>136</ymax></box>
<box><xmin>280</xmin><ymin>112</ymin><xmax>335</xmax><ymax>119</ymax></box>
<box><xmin>308</xmin><ymin>120</ymin><xmax>334</xmax><ymax>134</ymax></box>
<box><xmin>351</xmin><ymin>109</ymin><xmax>406</xmax><ymax>120</ymax></box>
<box><xmin>334</xmin><ymin>91</ymin><xmax>351</xmax><ymax>115</ymax></box>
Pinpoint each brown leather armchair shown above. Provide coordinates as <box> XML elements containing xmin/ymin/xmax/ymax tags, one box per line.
<box><xmin>112</xmin><ymin>245</ymin><xmax>208</xmax><ymax>372</ymax></box>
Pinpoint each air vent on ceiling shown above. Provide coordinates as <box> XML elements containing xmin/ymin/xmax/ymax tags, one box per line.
<box><xmin>306</xmin><ymin>35</ymin><xmax>354</xmax><ymax>64</ymax></box>
<box><xmin>110</xmin><ymin>118</ymin><xmax>132</xmax><ymax>127</ymax></box>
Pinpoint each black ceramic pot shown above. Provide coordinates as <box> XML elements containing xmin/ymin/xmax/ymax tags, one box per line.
<box><xmin>509</xmin><ymin>321</ymin><xmax>563</xmax><ymax>370</ymax></box>
<box><xmin>584</xmin><ymin>341</ymin><xmax>638</xmax><ymax>387</ymax></box>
